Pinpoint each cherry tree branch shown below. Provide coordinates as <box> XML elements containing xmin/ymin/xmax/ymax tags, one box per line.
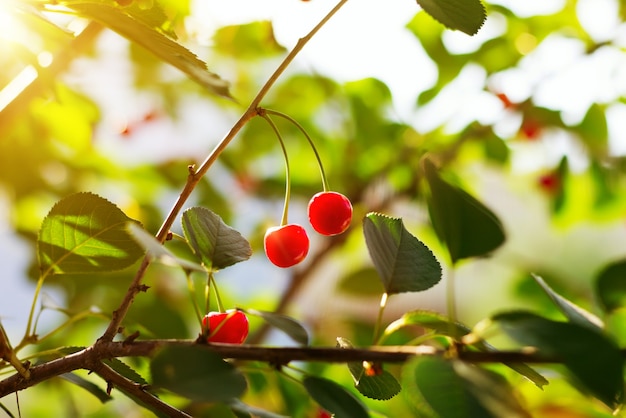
<box><xmin>0</xmin><ymin>338</ymin><xmax>572</xmax><ymax>399</ymax></box>
<box><xmin>99</xmin><ymin>0</ymin><xmax>352</xmax><ymax>343</ymax></box>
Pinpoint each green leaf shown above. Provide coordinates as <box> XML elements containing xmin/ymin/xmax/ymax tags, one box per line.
<box><xmin>303</xmin><ymin>376</ymin><xmax>369</xmax><ymax>418</ymax></box>
<box><xmin>336</xmin><ymin>337</ymin><xmax>401</xmax><ymax>400</ymax></box>
<box><xmin>181</xmin><ymin>207</ymin><xmax>252</xmax><ymax>271</ymax></box>
<box><xmin>245</xmin><ymin>309</ymin><xmax>309</xmax><ymax>346</ymax></box>
<box><xmin>150</xmin><ymin>345</ymin><xmax>247</xmax><ymax>403</ymax></box>
<box><xmin>383</xmin><ymin>309</ymin><xmax>471</xmax><ymax>340</ymax></box>
<box><xmin>37</xmin><ymin>192</ymin><xmax>144</xmax><ymax>274</ymax></box>
<box><xmin>384</xmin><ymin>311</ymin><xmax>548</xmax><ymax>389</ymax></box>
<box><xmin>531</xmin><ymin>274</ymin><xmax>603</xmax><ymax>330</ymax></box>
<box><xmin>362</xmin><ymin>212</ymin><xmax>442</xmax><ymax>295</ymax></box>
<box><xmin>60</xmin><ymin>372</ymin><xmax>111</xmax><ymax>403</ymax></box>
<box><xmin>596</xmin><ymin>259</ymin><xmax>626</xmax><ymax>312</ymax></box>
<box><xmin>403</xmin><ymin>357</ymin><xmax>496</xmax><ymax>418</ymax></box>
<box><xmin>66</xmin><ymin>2</ymin><xmax>231</xmax><ymax>98</ymax></box>
<box><xmin>423</xmin><ymin>158</ymin><xmax>505</xmax><ymax>264</ymax></box>
<box><xmin>493</xmin><ymin>311</ymin><xmax>624</xmax><ymax>408</ymax></box>
<box><xmin>416</xmin><ymin>0</ymin><xmax>486</xmax><ymax>35</ymax></box>
<box><xmin>127</xmin><ymin>223</ymin><xmax>205</xmax><ymax>272</ymax></box>
<box><xmin>103</xmin><ymin>358</ymin><xmax>148</xmax><ymax>385</ymax></box>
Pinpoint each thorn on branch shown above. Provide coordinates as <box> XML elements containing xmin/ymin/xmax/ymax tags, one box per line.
<box><xmin>137</xmin><ymin>284</ymin><xmax>150</xmax><ymax>293</ymax></box>
<box><xmin>106</xmin><ymin>381</ymin><xmax>114</xmax><ymax>396</ymax></box>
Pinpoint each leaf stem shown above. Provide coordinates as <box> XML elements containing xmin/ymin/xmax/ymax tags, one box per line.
<box><xmin>263</xmin><ymin>108</ymin><xmax>329</xmax><ymax>192</ymax></box>
<box><xmin>210</xmin><ymin>273</ymin><xmax>225</xmax><ymax>313</ymax></box>
<box><xmin>372</xmin><ymin>292</ymin><xmax>389</xmax><ymax>345</ymax></box>
<box><xmin>260</xmin><ymin>112</ymin><xmax>291</xmax><ymax>225</ymax></box>
<box><xmin>98</xmin><ymin>0</ymin><xmax>352</xmax><ymax>343</ymax></box>
<box><xmin>18</xmin><ymin>273</ymin><xmax>47</xmax><ymax>351</ymax></box>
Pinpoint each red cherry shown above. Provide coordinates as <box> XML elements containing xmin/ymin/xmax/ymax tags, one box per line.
<box><xmin>203</xmin><ymin>310</ymin><xmax>249</xmax><ymax>344</ymax></box>
<box><xmin>264</xmin><ymin>224</ymin><xmax>309</xmax><ymax>268</ymax></box>
<box><xmin>308</xmin><ymin>192</ymin><xmax>353</xmax><ymax>236</ymax></box>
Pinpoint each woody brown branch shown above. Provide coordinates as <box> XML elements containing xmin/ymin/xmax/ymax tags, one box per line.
<box><xmin>1</xmin><ymin>339</ymin><xmax>569</xmax><ymax>399</ymax></box>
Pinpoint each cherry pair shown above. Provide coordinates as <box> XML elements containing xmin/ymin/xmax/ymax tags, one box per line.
<box><xmin>264</xmin><ymin>191</ymin><xmax>352</xmax><ymax>268</ymax></box>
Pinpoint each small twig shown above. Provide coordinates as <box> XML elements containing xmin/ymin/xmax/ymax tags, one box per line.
<box><xmin>93</xmin><ymin>362</ymin><xmax>191</xmax><ymax>418</ymax></box>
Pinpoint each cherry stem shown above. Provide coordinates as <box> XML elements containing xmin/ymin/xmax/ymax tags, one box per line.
<box><xmin>263</xmin><ymin>108</ymin><xmax>330</xmax><ymax>192</ymax></box>
<box><xmin>372</xmin><ymin>292</ymin><xmax>389</xmax><ymax>345</ymax></box>
<box><xmin>210</xmin><ymin>273</ymin><xmax>225</xmax><ymax>314</ymax></box>
<box><xmin>260</xmin><ymin>113</ymin><xmax>292</xmax><ymax>226</ymax></box>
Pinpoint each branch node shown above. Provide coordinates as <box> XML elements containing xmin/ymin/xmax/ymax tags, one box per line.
<box><xmin>123</xmin><ymin>331</ymin><xmax>141</xmax><ymax>344</ymax></box>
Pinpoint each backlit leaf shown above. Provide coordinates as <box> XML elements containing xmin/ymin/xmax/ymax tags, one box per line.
<box><xmin>151</xmin><ymin>345</ymin><xmax>247</xmax><ymax>403</ymax></box>
<box><xmin>66</xmin><ymin>2</ymin><xmax>231</xmax><ymax>98</ymax></box>
<box><xmin>493</xmin><ymin>311</ymin><xmax>624</xmax><ymax>408</ymax></box>
<box><xmin>416</xmin><ymin>0</ymin><xmax>486</xmax><ymax>35</ymax></box>
<box><xmin>182</xmin><ymin>207</ymin><xmax>252</xmax><ymax>271</ymax></box>
<box><xmin>363</xmin><ymin>212</ymin><xmax>442</xmax><ymax>295</ymax></box>
<box><xmin>37</xmin><ymin>193</ymin><xmax>144</xmax><ymax>274</ymax></box>
<box><xmin>423</xmin><ymin>158</ymin><xmax>505</xmax><ymax>264</ymax></box>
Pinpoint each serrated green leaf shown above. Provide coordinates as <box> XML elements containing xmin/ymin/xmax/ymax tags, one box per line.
<box><xmin>127</xmin><ymin>223</ymin><xmax>205</xmax><ymax>272</ymax></box>
<box><xmin>350</xmin><ymin>367</ymin><xmax>401</xmax><ymax>401</ymax></box>
<box><xmin>181</xmin><ymin>207</ymin><xmax>252</xmax><ymax>271</ymax></box>
<box><xmin>423</xmin><ymin>158</ymin><xmax>505</xmax><ymax>264</ymax></box>
<box><xmin>493</xmin><ymin>311</ymin><xmax>624</xmax><ymax>408</ymax></box>
<box><xmin>103</xmin><ymin>358</ymin><xmax>148</xmax><ymax>385</ymax></box>
<box><xmin>245</xmin><ymin>309</ymin><xmax>308</xmax><ymax>346</ymax></box>
<box><xmin>531</xmin><ymin>274</ymin><xmax>604</xmax><ymax>330</ymax></box>
<box><xmin>37</xmin><ymin>192</ymin><xmax>144</xmax><ymax>274</ymax></box>
<box><xmin>303</xmin><ymin>376</ymin><xmax>369</xmax><ymax>418</ymax></box>
<box><xmin>150</xmin><ymin>345</ymin><xmax>247</xmax><ymax>403</ymax></box>
<box><xmin>60</xmin><ymin>372</ymin><xmax>111</xmax><ymax>403</ymax></box>
<box><xmin>363</xmin><ymin>212</ymin><xmax>442</xmax><ymax>295</ymax></box>
<box><xmin>596</xmin><ymin>259</ymin><xmax>626</xmax><ymax>312</ymax></box>
<box><xmin>384</xmin><ymin>311</ymin><xmax>548</xmax><ymax>389</ymax></box>
<box><xmin>66</xmin><ymin>2</ymin><xmax>231</xmax><ymax>98</ymax></box>
<box><xmin>336</xmin><ymin>337</ymin><xmax>401</xmax><ymax>400</ymax></box>
<box><xmin>416</xmin><ymin>0</ymin><xmax>486</xmax><ymax>35</ymax></box>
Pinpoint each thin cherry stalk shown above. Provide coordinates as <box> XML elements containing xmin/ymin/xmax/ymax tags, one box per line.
<box><xmin>98</xmin><ymin>0</ymin><xmax>351</xmax><ymax>343</ymax></box>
